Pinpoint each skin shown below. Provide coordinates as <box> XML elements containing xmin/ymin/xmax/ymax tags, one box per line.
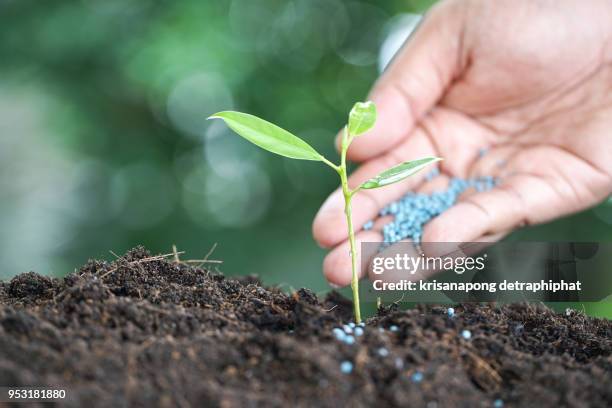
<box><xmin>312</xmin><ymin>0</ymin><xmax>612</xmax><ymax>287</ymax></box>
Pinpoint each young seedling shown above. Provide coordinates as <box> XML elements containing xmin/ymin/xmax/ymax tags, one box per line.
<box><xmin>209</xmin><ymin>102</ymin><xmax>440</xmax><ymax>323</ymax></box>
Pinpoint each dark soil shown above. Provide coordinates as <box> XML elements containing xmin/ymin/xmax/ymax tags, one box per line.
<box><xmin>0</xmin><ymin>246</ymin><xmax>610</xmax><ymax>407</ymax></box>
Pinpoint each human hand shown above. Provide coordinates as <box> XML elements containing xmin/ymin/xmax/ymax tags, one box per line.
<box><xmin>313</xmin><ymin>0</ymin><xmax>612</xmax><ymax>287</ymax></box>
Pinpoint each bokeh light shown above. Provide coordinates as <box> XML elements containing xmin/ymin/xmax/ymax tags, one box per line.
<box><xmin>335</xmin><ymin>2</ymin><xmax>388</xmax><ymax>66</ymax></box>
<box><xmin>167</xmin><ymin>72</ymin><xmax>234</xmax><ymax>138</ymax></box>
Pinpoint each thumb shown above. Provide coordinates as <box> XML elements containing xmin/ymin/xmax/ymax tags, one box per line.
<box><xmin>345</xmin><ymin>1</ymin><xmax>467</xmax><ymax>162</ymax></box>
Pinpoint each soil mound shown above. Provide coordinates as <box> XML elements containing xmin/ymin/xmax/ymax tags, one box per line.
<box><xmin>1</xmin><ymin>246</ymin><xmax>610</xmax><ymax>407</ymax></box>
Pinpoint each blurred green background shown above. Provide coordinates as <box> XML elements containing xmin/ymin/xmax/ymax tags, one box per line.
<box><xmin>0</xmin><ymin>0</ymin><xmax>610</xmax><ymax>314</ymax></box>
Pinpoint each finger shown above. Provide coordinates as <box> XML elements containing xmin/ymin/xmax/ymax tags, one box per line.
<box><xmin>422</xmin><ymin>171</ymin><xmax>574</xmax><ymax>243</ymax></box>
<box><xmin>422</xmin><ymin>178</ymin><xmax>525</xmax><ymax>243</ymax></box>
<box><xmin>314</xmin><ymin>129</ymin><xmax>437</xmax><ymax>248</ymax></box>
<box><xmin>419</xmin><ymin>231</ymin><xmax>509</xmax><ymax>260</ymax></box>
<box><xmin>336</xmin><ymin>1</ymin><xmax>466</xmax><ymax>162</ymax></box>
<box><xmin>323</xmin><ymin>230</ymin><xmax>383</xmax><ymax>287</ymax></box>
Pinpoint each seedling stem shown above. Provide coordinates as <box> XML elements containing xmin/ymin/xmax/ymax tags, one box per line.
<box><xmin>338</xmin><ymin>126</ymin><xmax>361</xmax><ymax>322</ymax></box>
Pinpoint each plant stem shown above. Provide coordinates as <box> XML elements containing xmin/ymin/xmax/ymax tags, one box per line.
<box><xmin>340</xmin><ymin>127</ymin><xmax>361</xmax><ymax>323</ymax></box>
<box><xmin>344</xmin><ymin>189</ymin><xmax>361</xmax><ymax>323</ymax></box>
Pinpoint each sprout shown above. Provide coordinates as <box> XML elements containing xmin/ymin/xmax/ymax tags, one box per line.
<box><xmin>209</xmin><ymin>102</ymin><xmax>441</xmax><ymax>323</ymax></box>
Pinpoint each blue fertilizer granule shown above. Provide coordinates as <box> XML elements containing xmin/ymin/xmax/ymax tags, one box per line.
<box><xmin>447</xmin><ymin>307</ymin><xmax>455</xmax><ymax>317</ymax></box>
<box><xmin>376</xmin><ymin>175</ymin><xmax>498</xmax><ymax>245</ymax></box>
<box><xmin>461</xmin><ymin>329</ymin><xmax>472</xmax><ymax>340</ymax></box>
<box><xmin>340</xmin><ymin>361</ymin><xmax>353</xmax><ymax>374</ymax></box>
<box><xmin>343</xmin><ymin>335</ymin><xmax>355</xmax><ymax>345</ymax></box>
<box><xmin>493</xmin><ymin>399</ymin><xmax>504</xmax><ymax>408</ymax></box>
<box><xmin>332</xmin><ymin>328</ymin><xmax>346</xmax><ymax>341</ymax></box>
<box><xmin>377</xmin><ymin>347</ymin><xmax>389</xmax><ymax>357</ymax></box>
<box><xmin>411</xmin><ymin>371</ymin><xmax>424</xmax><ymax>383</ymax></box>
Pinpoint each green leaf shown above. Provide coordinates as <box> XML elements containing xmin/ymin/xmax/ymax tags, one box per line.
<box><xmin>208</xmin><ymin>111</ymin><xmax>323</xmax><ymax>161</ymax></box>
<box><xmin>360</xmin><ymin>157</ymin><xmax>442</xmax><ymax>189</ymax></box>
<box><xmin>348</xmin><ymin>101</ymin><xmax>376</xmax><ymax>136</ymax></box>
